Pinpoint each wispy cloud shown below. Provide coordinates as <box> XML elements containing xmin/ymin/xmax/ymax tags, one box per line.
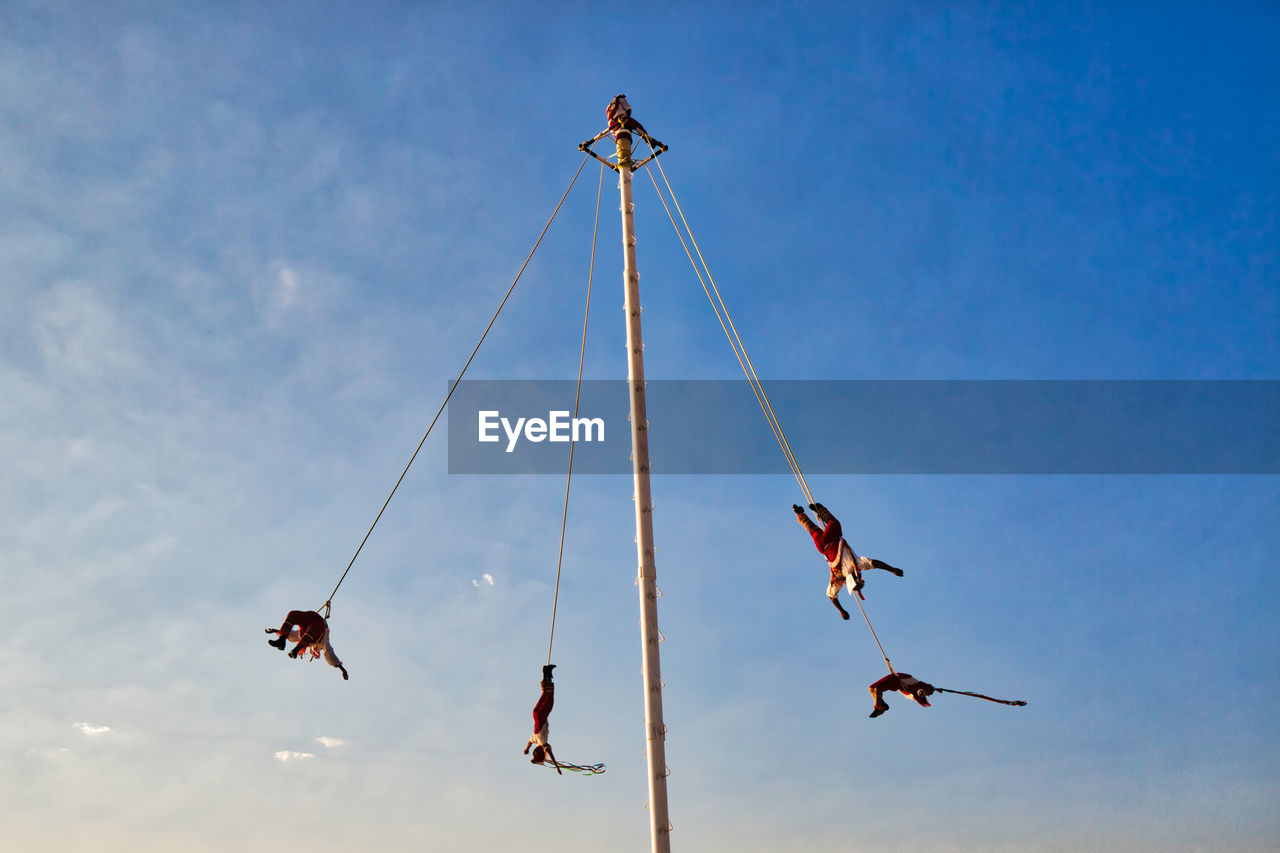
<box><xmin>73</xmin><ymin>722</ymin><xmax>110</xmax><ymax>736</ymax></box>
<box><xmin>471</xmin><ymin>572</ymin><xmax>495</xmax><ymax>589</ymax></box>
<box><xmin>32</xmin><ymin>283</ymin><xmax>141</xmax><ymax>379</ymax></box>
<box><xmin>27</xmin><ymin>747</ymin><xmax>71</xmax><ymax>759</ymax></box>
<box><xmin>67</xmin><ymin>437</ymin><xmax>95</xmax><ymax>459</ymax></box>
<box><xmin>273</xmin><ymin>751</ymin><xmax>315</xmax><ymax>762</ymax></box>
<box><xmin>315</xmin><ymin>736</ymin><xmax>345</xmax><ymax>748</ymax></box>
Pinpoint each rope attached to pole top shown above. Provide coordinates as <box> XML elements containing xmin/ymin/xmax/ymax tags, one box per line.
<box><xmin>547</xmin><ymin>161</ymin><xmax>604</xmax><ymax>665</ymax></box>
<box><xmin>640</xmin><ymin>145</ymin><xmax>909</xmax><ymax>674</ymax></box>
<box><xmin>643</xmin><ymin>154</ymin><xmax>813</xmax><ymax>506</ymax></box>
<box><xmin>319</xmin><ymin>155</ymin><xmax>591</xmax><ymax>618</ymax></box>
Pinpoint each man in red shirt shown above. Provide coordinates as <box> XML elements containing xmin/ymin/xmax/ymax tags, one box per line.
<box><xmin>266</xmin><ymin>610</ymin><xmax>349</xmax><ymax>680</ymax></box>
<box><xmin>794</xmin><ymin>502</ymin><xmax>904</xmax><ymax>620</ymax></box>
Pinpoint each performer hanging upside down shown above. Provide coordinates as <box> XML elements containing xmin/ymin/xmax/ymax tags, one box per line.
<box><xmin>794</xmin><ymin>502</ymin><xmax>904</xmax><ymax>620</ymax></box>
<box><xmin>266</xmin><ymin>610</ymin><xmax>349</xmax><ymax>681</ymax></box>
<box><xmin>868</xmin><ymin>672</ymin><xmax>935</xmax><ymax>718</ymax></box>
<box><xmin>523</xmin><ymin>664</ymin><xmax>561</xmax><ymax>775</ymax></box>
<box><xmin>868</xmin><ymin>672</ymin><xmax>1027</xmax><ymax>717</ymax></box>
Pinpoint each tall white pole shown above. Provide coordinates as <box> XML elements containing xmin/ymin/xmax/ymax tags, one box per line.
<box><xmin>616</xmin><ymin>128</ymin><xmax>671</xmax><ymax>853</ymax></box>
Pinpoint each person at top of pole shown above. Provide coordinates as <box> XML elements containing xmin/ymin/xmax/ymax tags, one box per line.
<box><xmin>265</xmin><ymin>609</ymin><xmax>349</xmax><ymax>680</ymax></box>
<box><xmin>605</xmin><ymin>94</ymin><xmax>662</xmax><ymax>149</ymax></box>
<box><xmin>793</xmin><ymin>502</ymin><xmax>904</xmax><ymax>620</ymax></box>
<box><xmin>523</xmin><ymin>664</ymin><xmax>562</xmax><ymax>775</ymax></box>
<box><xmin>868</xmin><ymin>671</ymin><xmax>935</xmax><ymax>718</ymax></box>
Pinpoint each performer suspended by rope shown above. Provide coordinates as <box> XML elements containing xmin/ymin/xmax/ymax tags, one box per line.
<box><xmin>266</xmin><ymin>610</ymin><xmax>349</xmax><ymax>681</ymax></box>
<box><xmin>522</xmin><ymin>665</ymin><xmax>607</xmax><ymax>776</ymax></box>
<box><xmin>521</xmin><ymin>191</ymin><xmax>606</xmax><ymax>779</ymax></box>
<box><xmin>794</xmin><ymin>502</ymin><xmax>903</xmax><ymax>620</ymax></box>
<box><xmin>642</xmin><ymin>156</ymin><xmax>1028</xmax><ymax>726</ymax></box>
<box><xmin>524</xmin><ymin>664</ymin><xmax>562</xmax><ymax>774</ymax></box>
<box><xmin>868</xmin><ymin>671</ymin><xmax>1027</xmax><ymax>718</ymax></box>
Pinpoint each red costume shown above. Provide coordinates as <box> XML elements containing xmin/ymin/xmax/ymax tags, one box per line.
<box><xmin>266</xmin><ymin>610</ymin><xmax>348</xmax><ymax>680</ymax></box>
<box><xmin>524</xmin><ymin>664</ymin><xmax>560</xmax><ymax>773</ymax></box>
<box><xmin>794</xmin><ymin>503</ymin><xmax>903</xmax><ymax>615</ymax></box>
<box><xmin>605</xmin><ymin>94</ymin><xmax>653</xmax><ymax>144</ymax></box>
<box><xmin>531</xmin><ymin>680</ymin><xmax>554</xmax><ymax>743</ymax></box>
<box><xmin>806</xmin><ymin>511</ymin><xmax>857</xmax><ymax>592</ymax></box>
<box><xmin>806</xmin><ymin>511</ymin><xmax>844</xmax><ymax>564</ymax></box>
<box><xmin>278</xmin><ymin>610</ymin><xmax>326</xmax><ymax>646</ymax></box>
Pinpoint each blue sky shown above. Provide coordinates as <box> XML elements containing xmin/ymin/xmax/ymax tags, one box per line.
<box><xmin>2</xmin><ymin>2</ymin><xmax>1277</xmax><ymax>851</ymax></box>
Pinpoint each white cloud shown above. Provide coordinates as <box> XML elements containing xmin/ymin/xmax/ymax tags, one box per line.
<box><xmin>273</xmin><ymin>751</ymin><xmax>315</xmax><ymax>762</ymax></box>
<box><xmin>315</xmin><ymin>736</ymin><xmax>345</xmax><ymax>749</ymax></box>
<box><xmin>67</xmin><ymin>437</ymin><xmax>95</xmax><ymax>459</ymax></box>
<box><xmin>276</xmin><ymin>266</ymin><xmax>299</xmax><ymax>311</ymax></box>
<box><xmin>472</xmin><ymin>573</ymin><xmax>495</xmax><ymax>589</ymax></box>
<box><xmin>255</xmin><ymin>260</ymin><xmax>349</xmax><ymax>328</ymax></box>
<box><xmin>73</xmin><ymin>722</ymin><xmax>110</xmax><ymax>736</ymax></box>
<box><xmin>81</xmin><ymin>497</ymin><xmax>128</xmax><ymax>524</ymax></box>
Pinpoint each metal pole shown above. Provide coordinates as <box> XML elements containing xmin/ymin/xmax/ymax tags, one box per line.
<box><xmin>616</xmin><ymin>128</ymin><xmax>671</xmax><ymax>853</ymax></box>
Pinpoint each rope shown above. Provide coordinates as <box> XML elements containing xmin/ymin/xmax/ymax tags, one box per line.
<box><xmin>650</xmin><ymin>152</ymin><xmax>811</xmax><ymax>500</ymax></box>
<box><xmin>643</xmin><ymin>154</ymin><xmax>813</xmax><ymax>506</ymax></box>
<box><xmin>851</xmin><ymin>595</ymin><xmax>893</xmax><ymax>674</ymax></box>
<box><xmin>540</xmin><ymin>760</ymin><xmax>607</xmax><ymax>775</ymax></box>
<box><xmin>643</xmin><ymin>170</ymin><xmax>804</xmax><ymax>495</ymax></box>
<box><xmin>935</xmin><ymin>687</ymin><xmax>1027</xmax><ymax>707</ymax></box>
<box><xmin>641</xmin><ymin>145</ymin><xmax>898</xmax><ymax>675</ymax></box>
<box><xmin>547</xmin><ymin>161</ymin><xmax>604</xmax><ymax>664</ymax></box>
<box><xmin>320</xmin><ymin>155</ymin><xmax>591</xmax><ymax>617</ymax></box>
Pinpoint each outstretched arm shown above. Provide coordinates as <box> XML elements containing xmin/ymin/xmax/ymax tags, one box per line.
<box><xmin>829</xmin><ymin>595</ymin><xmax>851</xmax><ymax>620</ymax></box>
<box><xmin>545</xmin><ymin>745</ymin><xmax>563</xmax><ymax>776</ymax></box>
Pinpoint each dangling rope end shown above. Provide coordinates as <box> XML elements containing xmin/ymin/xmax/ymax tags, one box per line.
<box><xmin>935</xmin><ymin>687</ymin><xmax>1027</xmax><ymax>707</ymax></box>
